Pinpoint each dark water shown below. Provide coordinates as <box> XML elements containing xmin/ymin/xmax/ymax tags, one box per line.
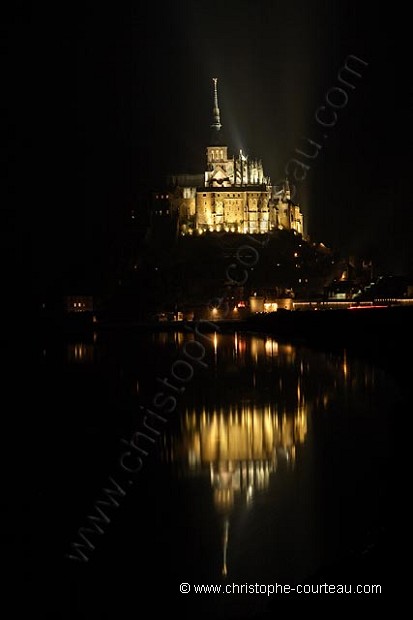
<box><xmin>26</xmin><ymin>328</ymin><xmax>401</xmax><ymax>617</ymax></box>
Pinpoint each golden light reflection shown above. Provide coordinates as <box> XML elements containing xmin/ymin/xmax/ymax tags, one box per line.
<box><xmin>67</xmin><ymin>342</ymin><xmax>95</xmax><ymax>363</ymax></box>
<box><xmin>174</xmin><ymin>331</ymin><xmax>184</xmax><ymax>346</ymax></box>
<box><xmin>250</xmin><ymin>337</ymin><xmax>264</xmax><ymax>361</ymax></box>
<box><xmin>238</xmin><ymin>336</ymin><xmax>247</xmax><ymax>355</ymax></box>
<box><xmin>167</xmin><ymin>403</ymin><xmax>308</xmax><ymax>514</ymax></box>
<box><xmin>342</xmin><ymin>350</ymin><xmax>348</xmax><ymax>380</ymax></box>
<box><xmin>154</xmin><ymin>332</ymin><xmax>379</xmax><ymax>578</ymax></box>
<box><xmin>265</xmin><ymin>338</ymin><xmax>279</xmax><ymax>357</ymax></box>
<box><xmin>165</xmin><ymin>402</ymin><xmax>309</xmax><ymax>578</ymax></box>
<box><xmin>150</xmin><ymin>332</ymin><xmax>301</xmax><ymax>371</ymax></box>
<box><xmin>222</xmin><ymin>519</ymin><xmax>229</xmax><ymax>577</ymax></box>
<box><xmin>213</xmin><ymin>332</ymin><xmax>218</xmax><ymax>346</ymax></box>
<box><xmin>213</xmin><ymin>332</ymin><xmax>218</xmax><ymax>360</ymax></box>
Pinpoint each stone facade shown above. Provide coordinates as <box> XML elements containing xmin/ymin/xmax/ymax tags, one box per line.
<box><xmin>161</xmin><ymin>79</ymin><xmax>304</xmax><ymax>237</ymax></box>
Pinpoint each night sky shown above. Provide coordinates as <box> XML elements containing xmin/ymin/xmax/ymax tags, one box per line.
<box><xmin>6</xmin><ymin>1</ymin><xmax>412</xmax><ymax>295</ymax></box>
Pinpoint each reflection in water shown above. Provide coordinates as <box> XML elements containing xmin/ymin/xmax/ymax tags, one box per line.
<box><xmin>66</xmin><ymin>333</ymin><xmax>98</xmax><ymax>363</ymax></box>
<box><xmin>160</xmin><ymin>333</ymin><xmax>311</xmax><ymax>577</ymax></box>
<box><xmin>154</xmin><ymin>331</ymin><xmax>185</xmax><ymax>347</ymax></box>
<box><xmin>33</xmin><ymin>322</ymin><xmax>394</xmax><ymax>620</ymax></box>
<box><xmin>157</xmin><ymin>331</ymin><xmax>378</xmax><ymax>579</ymax></box>
<box><xmin>169</xmin><ymin>404</ymin><xmax>308</xmax><ymax>507</ymax></box>
<box><xmin>67</xmin><ymin>342</ymin><xmax>95</xmax><ymax>363</ymax></box>
<box><xmin>166</xmin><ymin>403</ymin><xmax>308</xmax><ymax>576</ymax></box>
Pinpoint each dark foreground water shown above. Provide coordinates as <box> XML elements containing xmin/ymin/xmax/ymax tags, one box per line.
<box><xmin>23</xmin><ymin>327</ymin><xmax>403</xmax><ymax>617</ymax></box>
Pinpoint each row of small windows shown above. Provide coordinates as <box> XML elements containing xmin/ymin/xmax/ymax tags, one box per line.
<box><xmin>202</xmin><ymin>193</ymin><xmax>242</xmax><ymax>198</ymax></box>
<box><xmin>155</xmin><ymin>194</ymin><xmax>169</xmax><ymax>200</ymax></box>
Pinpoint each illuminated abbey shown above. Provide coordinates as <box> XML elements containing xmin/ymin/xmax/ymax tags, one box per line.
<box><xmin>163</xmin><ymin>78</ymin><xmax>304</xmax><ymax>236</ymax></box>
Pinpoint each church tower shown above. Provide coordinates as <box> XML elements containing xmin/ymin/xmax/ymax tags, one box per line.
<box><xmin>197</xmin><ymin>78</ymin><xmax>272</xmax><ymax>233</ymax></box>
<box><xmin>205</xmin><ymin>78</ymin><xmax>230</xmax><ymax>181</ymax></box>
<box><xmin>168</xmin><ymin>78</ymin><xmax>304</xmax><ymax>236</ymax></box>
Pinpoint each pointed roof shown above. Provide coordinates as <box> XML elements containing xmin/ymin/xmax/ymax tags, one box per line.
<box><xmin>209</xmin><ymin>77</ymin><xmax>224</xmax><ymax>146</ymax></box>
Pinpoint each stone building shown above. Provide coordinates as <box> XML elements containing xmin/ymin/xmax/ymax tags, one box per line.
<box><xmin>156</xmin><ymin>78</ymin><xmax>304</xmax><ymax>236</ymax></box>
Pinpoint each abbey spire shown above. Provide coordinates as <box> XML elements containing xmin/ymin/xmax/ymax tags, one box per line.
<box><xmin>209</xmin><ymin>77</ymin><xmax>223</xmax><ymax>146</ymax></box>
<box><xmin>211</xmin><ymin>77</ymin><xmax>222</xmax><ymax>131</ymax></box>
